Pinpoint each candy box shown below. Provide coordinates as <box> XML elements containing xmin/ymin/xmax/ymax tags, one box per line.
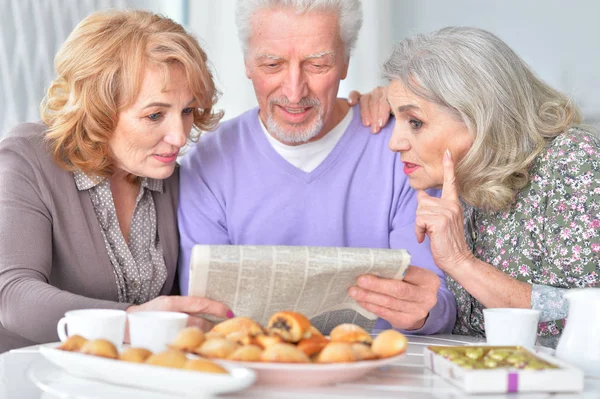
<box><xmin>424</xmin><ymin>345</ymin><xmax>584</xmax><ymax>394</ymax></box>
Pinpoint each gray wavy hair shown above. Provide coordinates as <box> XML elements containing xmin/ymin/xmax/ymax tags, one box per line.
<box><xmin>383</xmin><ymin>27</ymin><xmax>581</xmax><ymax>211</ymax></box>
<box><xmin>235</xmin><ymin>0</ymin><xmax>363</xmax><ymax>60</ymax></box>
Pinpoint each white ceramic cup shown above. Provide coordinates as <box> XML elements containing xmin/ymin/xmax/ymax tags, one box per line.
<box><xmin>483</xmin><ymin>308</ymin><xmax>541</xmax><ymax>347</ymax></box>
<box><xmin>128</xmin><ymin>311</ymin><xmax>189</xmax><ymax>353</ymax></box>
<box><xmin>57</xmin><ymin>309</ymin><xmax>127</xmax><ymax>349</ymax></box>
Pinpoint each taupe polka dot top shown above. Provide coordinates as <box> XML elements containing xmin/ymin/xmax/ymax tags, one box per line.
<box><xmin>73</xmin><ymin>171</ymin><xmax>168</xmax><ymax>305</ymax></box>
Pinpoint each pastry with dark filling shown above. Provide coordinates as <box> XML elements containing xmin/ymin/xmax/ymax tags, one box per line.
<box><xmin>266</xmin><ymin>311</ymin><xmax>311</xmax><ymax>343</ymax></box>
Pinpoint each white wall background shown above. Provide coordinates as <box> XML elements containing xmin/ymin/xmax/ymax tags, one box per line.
<box><xmin>2</xmin><ymin>0</ymin><xmax>599</xmax><ymax>135</ymax></box>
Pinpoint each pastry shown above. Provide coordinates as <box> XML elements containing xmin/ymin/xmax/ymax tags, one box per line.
<box><xmin>228</xmin><ymin>345</ymin><xmax>263</xmax><ymax>361</ymax></box>
<box><xmin>297</xmin><ymin>335</ymin><xmax>329</xmax><ymax>357</ymax></box>
<box><xmin>119</xmin><ymin>347</ymin><xmax>153</xmax><ymax>363</ymax></box>
<box><xmin>351</xmin><ymin>343</ymin><xmax>378</xmax><ymax>361</ymax></box>
<box><xmin>204</xmin><ymin>331</ymin><xmax>224</xmax><ymax>340</ymax></box>
<box><xmin>316</xmin><ymin>342</ymin><xmax>357</xmax><ymax>363</ymax></box>
<box><xmin>210</xmin><ymin>317</ymin><xmax>263</xmax><ymax>336</ymax></box>
<box><xmin>226</xmin><ymin>331</ymin><xmax>253</xmax><ymax>346</ymax></box>
<box><xmin>145</xmin><ymin>350</ymin><xmax>188</xmax><ymax>369</ymax></box>
<box><xmin>169</xmin><ymin>327</ymin><xmax>205</xmax><ymax>352</ymax></box>
<box><xmin>308</xmin><ymin>325</ymin><xmax>324</xmax><ymax>338</ymax></box>
<box><xmin>266</xmin><ymin>311</ymin><xmax>311</xmax><ymax>343</ymax></box>
<box><xmin>371</xmin><ymin>330</ymin><xmax>408</xmax><ymax>358</ymax></box>
<box><xmin>194</xmin><ymin>338</ymin><xmax>239</xmax><ymax>359</ymax></box>
<box><xmin>79</xmin><ymin>339</ymin><xmax>118</xmax><ymax>359</ymax></box>
<box><xmin>260</xmin><ymin>343</ymin><xmax>310</xmax><ymax>363</ymax></box>
<box><xmin>57</xmin><ymin>335</ymin><xmax>87</xmax><ymax>352</ymax></box>
<box><xmin>330</xmin><ymin>323</ymin><xmax>373</xmax><ymax>345</ymax></box>
<box><xmin>253</xmin><ymin>333</ymin><xmax>283</xmax><ymax>349</ymax></box>
<box><xmin>184</xmin><ymin>359</ymin><xmax>228</xmax><ymax>374</ymax></box>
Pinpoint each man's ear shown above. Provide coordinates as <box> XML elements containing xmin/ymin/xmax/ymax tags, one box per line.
<box><xmin>245</xmin><ymin>59</ymin><xmax>252</xmax><ymax>79</ymax></box>
<box><xmin>341</xmin><ymin>58</ymin><xmax>350</xmax><ymax>80</ymax></box>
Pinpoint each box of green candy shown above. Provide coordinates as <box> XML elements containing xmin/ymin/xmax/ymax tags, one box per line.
<box><xmin>424</xmin><ymin>345</ymin><xmax>584</xmax><ymax>394</ymax></box>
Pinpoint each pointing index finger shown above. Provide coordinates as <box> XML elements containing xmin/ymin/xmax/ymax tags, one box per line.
<box><xmin>441</xmin><ymin>149</ymin><xmax>459</xmax><ymax>201</ymax></box>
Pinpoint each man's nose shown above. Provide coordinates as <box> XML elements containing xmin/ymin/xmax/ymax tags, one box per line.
<box><xmin>281</xmin><ymin>65</ymin><xmax>309</xmax><ymax>104</ymax></box>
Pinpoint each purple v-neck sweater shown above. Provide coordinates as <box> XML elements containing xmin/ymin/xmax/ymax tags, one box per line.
<box><xmin>178</xmin><ymin>106</ymin><xmax>456</xmax><ymax>334</ymax></box>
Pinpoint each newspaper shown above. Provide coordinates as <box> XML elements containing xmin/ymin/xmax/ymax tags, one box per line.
<box><xmin>188</xmin><ymin>245</ymin><xmax>411</xmax><ymax>334</ymax></box>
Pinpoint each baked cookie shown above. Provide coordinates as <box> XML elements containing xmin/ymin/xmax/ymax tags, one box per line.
<box><xmin>119</xmin><ymin>347</ymin><xmax>153</xmax><ymax>363</ymax></box>
<box><xmin>57</xmin><ymin>335</ymin><xmax>87</xmax><ymax>352</ymax></box>
<box><xmin>210</xmin><ymin>317</ymin><xmax>263</xmax><ymax>336</ymax></box>
<box><xmin>169</xmin><ymin>327</ymin><xmax>205</xmax><ymax>352</ymax></box>
<box><xmin>79</xmin><ymin>339</ymin><xmax>118</xmax><ymax>359</ymax></box>
<box><xmin>316</xmin><ymin>342</ymin><xmax>357</xmax><ymax>363</ymax></box>
<box><xmin>252</xmin><ymin>333</ymin><xmax>284</xmax><ymax>349</ymax></box>
<box><xmin>371</xmin><ymin>330</ymin><xmax>408</xmax><ymax>358</ymax></box>
<box><xmin>351</xmin><ymin>343</ymin><xmax>378</xmax><ymax>361</ymax></box>
<box><xmin>330</xmin><ymin>323</ymin><xmax>373</xmax><ymax>345</ymax></box>
<box><xmin>260</xmin><ymin>343</ymin><xmax>310</xmax><ymax>363</ymax></box>
<box><xmin>228</xmin><ymin>345</ymin><xmax>263</xmax><ymax>362</ymax></box>
<box><xmin>184</xmin><ymin>359</ymin><xmax>228</xmax><ymax>374</ymax></box>
<box><xmin>145</xmin><ymin>350</ymin><xmax>188</xmax><ymax>369</ymax></box>
<box><xmin>225</xmin><ymin>331</ymin><xmax>254</xmax><ymax>346</ymax></box>
<box><xmin>194</xmin><ymin>338</ymin><xmax>240</xmax><ymax>359</ymax></box>
<box><xmin>297</xmin><ymin>335</ymin><xmax>329</xmax><ymax>357</ymax></box>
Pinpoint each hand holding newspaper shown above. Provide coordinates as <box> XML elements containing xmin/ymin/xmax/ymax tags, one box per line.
<box><xmin>188</xmin><ymin>245</ymin><xmax>411</xmax><ymax>334</ymax></box>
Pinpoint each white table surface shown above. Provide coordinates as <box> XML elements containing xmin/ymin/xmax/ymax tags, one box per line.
<box><xmin>1</xmin><ymin>334</ymin><xmax>598</xmax><ymax>399</ymax></box>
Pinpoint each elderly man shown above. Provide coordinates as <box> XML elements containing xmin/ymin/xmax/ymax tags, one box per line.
<box><xmin>178</xmin><ymin>0</ymin><xmax>455</xmax><ymax>334</ymax></box>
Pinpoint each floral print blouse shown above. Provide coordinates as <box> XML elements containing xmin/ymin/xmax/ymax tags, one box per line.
<box><xmin>448</xmin><ymin>128</ymin><xmax>600</xmax><ymax>347</ymax></box>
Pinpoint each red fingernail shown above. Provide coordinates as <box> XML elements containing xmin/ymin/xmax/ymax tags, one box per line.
<box><xmin>226</xmin><ymin>310</ymin><xmax>235</xmax><ymax>319</ymax></box>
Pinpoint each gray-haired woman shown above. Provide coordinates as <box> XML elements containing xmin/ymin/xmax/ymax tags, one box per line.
<box><xmin>356</xmin><ymin>27</ymin><xmax>600</xmax><ymax>347</ymax></box>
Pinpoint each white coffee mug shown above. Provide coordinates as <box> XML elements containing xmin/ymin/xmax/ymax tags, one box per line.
<box><xmin>128</xmin><ymin>311</ymin><xmax>189</xmax><ymax>353</ymax></box>
<box><xmin>483</xmin><ymin>308</ymin><xmax>541</xmax><ymax>347</ymax></box>
<box><xmin>57</xmin><ymin>309</ymin><xmax>127</xmax><ymax>349</ymax></box>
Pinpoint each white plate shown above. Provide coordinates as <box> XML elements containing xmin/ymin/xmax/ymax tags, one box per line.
<box><xmin>214</xmin><ymin>352</ymin><xmax>405</xmax><ymax>387</ymax></box>
<box><xmin>38</xmin><ymin>343</ymin><xmax>256</xmax><ymax>397</ymax></box>
<box><xmin>29</xmin><ymin>361</ymin><xmax>181</xmax><ymax>399</ymax></box>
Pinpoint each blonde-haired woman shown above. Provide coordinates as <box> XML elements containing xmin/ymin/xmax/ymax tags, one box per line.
<box><xmin>0</xmin><ymin>10</ymin><xmax>231</xmax><ymax>352</ymax></box>
<box><xmin>358</xmin><ymin>27</ymin><xmax>599</xmax><ymax>347</ymax></box>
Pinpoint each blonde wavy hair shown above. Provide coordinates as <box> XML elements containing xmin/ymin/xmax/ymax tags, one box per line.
<box><xmin>41</xmin><ymin>9</ymin><xmax>222</xmax><ymax>177</ymax></box>
<box><xmin>383</xmin><ymin>27</ymin><xmax>582</xmax><ymax>211</ymax></box>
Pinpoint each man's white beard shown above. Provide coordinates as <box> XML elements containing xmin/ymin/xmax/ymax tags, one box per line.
<box><xmin>266</xmin><ymin>97</ymin><xmax>325</xmax><ymax>144</ymax></box>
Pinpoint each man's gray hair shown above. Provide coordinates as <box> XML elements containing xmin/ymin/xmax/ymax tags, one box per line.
<box><xmin>383</xmin><ymin>27</ymin><xmax>581</xmax><ymax>211</ymax></box>
<box><xmin>235</xmin><ymin>0</ymin><xmax>363</xmax><ymax>60</ymax></box>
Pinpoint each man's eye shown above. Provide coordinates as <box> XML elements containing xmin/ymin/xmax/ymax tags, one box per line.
<box><xmin>409</xmin><ymin>119</ymin><xmax>423</xmax><ymax>130</ymax></box>
<box><xmin>148</xmin><ymin>112</ymin><xmax>162</xmax><ymax>121</ymax></box>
